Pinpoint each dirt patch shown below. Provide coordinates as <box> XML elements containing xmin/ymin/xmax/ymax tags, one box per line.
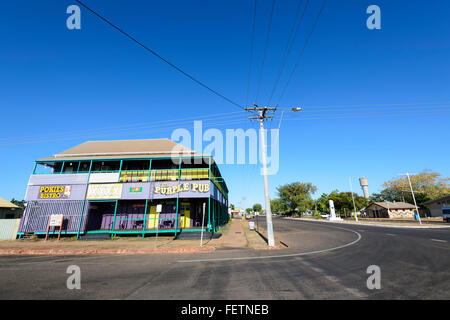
<box><xmin>0</xmin><ymin>219</ymin><xmax>284</xmax><ymax>255</ymax></box>
<box><xmin>243</xmin><ymin>220</ymin><xmax>281</xmax><ymax>250</ymax></box>
<box><xmin>0</xmin><ymin>236</ymin><xmax>218</xmax><ymax>255</ymax></box>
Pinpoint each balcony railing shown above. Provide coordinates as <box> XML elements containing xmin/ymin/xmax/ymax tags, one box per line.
<box><xmin>33</xmin><ymin>161</ymin><xmax>228</xmax><ymax>198</ymax></box>
<box><xmin>118</xmin><ymin>168</ymin><xmax>211</xmax><ymax>183</ymax></box>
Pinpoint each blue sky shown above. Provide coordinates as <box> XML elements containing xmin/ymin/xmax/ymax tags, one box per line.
<box><xmin>1</xmin><ymin>0</ymin><xmax>449</xmax><ymax>209</ymax></box>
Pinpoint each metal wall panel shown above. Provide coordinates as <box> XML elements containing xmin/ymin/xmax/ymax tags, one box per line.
<box><xmin>28</xmin><ymin>174</ymin><xmax>89</xmax><ymax>186</ymax></box>
<box><xmin>89</xmin><ymin>172</ymin><xmax>120</xmax><ymax>183</ymax></box>
<box><xmin>19</xmin><ymin>200</ymin><xmax>84</xmax><ymax>233</ymax></box>
<box><xmin>0</xmin><ymin>219</ymin><xmax>21</xmax><ymax>240</ymax></box>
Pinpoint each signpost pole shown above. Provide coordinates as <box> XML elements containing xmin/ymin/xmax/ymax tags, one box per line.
<box><xmin>349</xmin><ymin>177</ymin><xmax>358</xmax><ymax>222</ymax></box>
<box><xmin>155</xmin><ymin>204</ymin><xmax>162</xmax><ymax>248</ymax></box>
<box><xmin>45</xmin><ymin>221</ymin><xmax>50</xmax><ymax>241</ymax></box>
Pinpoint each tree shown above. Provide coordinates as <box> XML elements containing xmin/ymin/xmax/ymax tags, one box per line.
<box><xmin>315</xmin><ymin>193</ymin><xmax>331</xmax><ymax>214</ymax></box>
<box><xmin>245</xmin><ymin>208</ymin><xmax>252</xmax><ymax>214</ymax></box>
<box><xmin>372</xmin><ymin>170</ymin><xmax>450</xmax><ymax>204</ymax></box>
<box><xmin>328</xmin><ymin>191</ymin><xmax>369</xmax><ymax>217</ymax></box>
<box><xmin>252</xmin><ymin>203</ymin><xmax>262</xmax><ymax>213</ymax></box>
<box><xmin>10</xmin><ymin>198</ymin><xmax>26</xmax><ymax>209</ymax></box>
<box><xmin>230</xmin><ymin>204</ymin><xmax>235</xmax><ymax>210</ymax></box>
<box><xmin>270</xmin><ymin>198</ymin><xmax>286</xmax><ymax>215</ymax></box>
<box><xmin>276</xmin><ymin>182</ymin><xmax>317</xmax><ymax>216</ymax></box>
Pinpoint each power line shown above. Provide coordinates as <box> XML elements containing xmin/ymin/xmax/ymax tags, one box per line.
<box><xmin>0</xmin><ymin>117</ymin><xmax>253</xmax><ymax>147</ymax></box>
<box><xmin>275</xmin><ymin>0</ymin><xmax>327</xmax><ymax>106</ymax></box>
<box><xmin>75</xmin><ymin>0</ymin><xmax>245</xmax><ymax>111</ymax></box>
<box><xmin>245</xmin><ymin>0</ymin><xmax>259</xmax><ymax>108</ymax></box>
<box><xmin>11</xmin><ymin>102</ymin><xmax>441</xmax><ymax>144</ymax></box>
<box><xmin>275</xmin><ymin>103</ymin><xmax>450</xmax><ymax>119</ymax></box>
<box><xmin>0</xmin><ymin>110</ymin><xmax>245</xmax><ymax>142</ymax></box>
<box><xmin>255</xmin><ymin>0</ymin><xmax>277</xmax><ymax>104</ymax></box>
<box><xmin>283</xmin><ymin>108</ymin><xmax>450</xmax><ymax>121</ymax></box>
<box><xmin>267</xmin><ymin>0</ymin><xmax>310</xmax><ymax>106</ymax></box>
<box><xmin>289</xmin><ymin>102</ymin><xmax>450</xmax><ymax>109</ymax></box>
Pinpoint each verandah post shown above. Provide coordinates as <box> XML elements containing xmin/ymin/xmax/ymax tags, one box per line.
<box><xmin>142</xmin><ymin>199</ymin><xmax>148</xmax><ymax>238</ymax></box>
<box><xmin>174</xmin><ymin>157</ymin><xmax>181</xmax><ymax>238</ymax></box>
<box><xmin>118</xmin><ymin>160</ymin><xmax>123</xmax><ymax>182</ymax></box>
<box><xmin>212</xmin><ymin>199</ymin><xmax>216</xmax><ymax>233</ymax></box>
<box><xmin>76</xmin><ymin>160</ymin><xmax>92</xmax><ymax>240</ymax></box>
<box><xmin>111</xmin><ymin>200</ymin><xmax>119</xmax><ymax>238</ymax></box>
<box><xmin>148</xmin><ymin>159</ymin><xmax>152</xmax><ymax>181</ymax></box>
<box><xmin>208</xmin><ymin>197</ymin><xmax>211</xmax><ymax>232</ymax></box>
<box><xmin>208</xmin><ymin>157</ymin><xmax>211</xmax><ymax>232</ymax></box>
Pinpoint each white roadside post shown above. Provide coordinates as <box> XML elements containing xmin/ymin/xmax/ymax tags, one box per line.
<box><xmin>200</xmin><ymin>202</ymin><xmax>206</xmax><ymax>247</ymax></box>
<box><xmin>329</xmin><ymin>199</ymin><xmax>336</xmax><ymax>220</ymax></box>
<box><xmin>349</xmin><ymin>177</ymin><xmax>358</xmax><ymax>222</ymax></box>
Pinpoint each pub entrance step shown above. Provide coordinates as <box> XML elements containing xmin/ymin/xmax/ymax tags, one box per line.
<box><xmin>80</xmin><ymin>233</ymin><xmax>111</xmax><ymax>241</ymax></box>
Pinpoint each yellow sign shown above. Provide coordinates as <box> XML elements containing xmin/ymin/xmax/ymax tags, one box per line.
<box><xmin>87</xmin><ymin>184</ymin><xmax>123</xmax><ymax>199</ymax></box>
<box><xmin>154</xmin><ymin>182</ymin><xmax>210</xmax><ymax>195</ymax></box>
<box><xmin>39</xmin><ymin>186</ymin><xmax>71</xmax><ymax>199</ymax></box>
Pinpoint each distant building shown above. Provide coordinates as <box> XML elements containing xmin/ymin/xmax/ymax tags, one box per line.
<box><xmin>366</xmin><ymin>201</ymin><xmax>418</xmax><ymax>219</ymax></box>
<box><xmin>0</xmin><ymin>197</ymin><xmax>23</xmax><ymax>219</ymax></box>
<box><xmin>423</xmin><ymin>195</ymin><xmax>450</xmax><ymax>218</ymax></box>
<box><xmin>231</xmin><ymin>209</ymin><xmax>242</xmax><ymax>218</ymax></box>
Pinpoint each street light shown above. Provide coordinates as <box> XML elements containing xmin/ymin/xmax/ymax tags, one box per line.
<box><xmin>278</xmin><ymin>107</ymin><xmax>302</xmax><ymax>130</ymax></box>
<box><xmin>398</xmin><ymin>173</ymin><xmax>422</xmax><ymax>225</ymax></box>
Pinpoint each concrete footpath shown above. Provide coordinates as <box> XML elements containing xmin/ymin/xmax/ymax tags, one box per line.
<box><xmin>0</xmin><ymin>219</ymin><xmax>269</xmax><ymax>255</ymax></box>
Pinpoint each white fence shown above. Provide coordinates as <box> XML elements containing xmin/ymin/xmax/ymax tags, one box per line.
<box><xmin>0</xmin><ymin>219</ymin><xmax>21</xmax><ymax>240</ymax></box>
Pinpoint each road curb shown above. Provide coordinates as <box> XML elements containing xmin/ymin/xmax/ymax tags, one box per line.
<box><xmin>283</xmin><ymin>217</ymin><xmax>450</xmax><ymax>229</ymax></box>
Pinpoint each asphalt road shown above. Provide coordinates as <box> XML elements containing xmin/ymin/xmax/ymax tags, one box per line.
<box><xmin>1</xmin><ymin>217</ymin><xmax>450</xmax><ymax>299</ymax></box>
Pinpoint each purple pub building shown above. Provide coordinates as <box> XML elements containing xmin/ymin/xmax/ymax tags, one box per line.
<box><xmin>18</xmin><ymin>139</ymin><xmax>229</xmax><ymax>239</ymax></box>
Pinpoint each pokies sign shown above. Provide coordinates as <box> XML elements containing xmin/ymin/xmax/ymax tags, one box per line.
<box><xmin>39</xmin><ymin>186</ymin><xmax>72</xmax><ymax>199</ymax></box>
<box><xmin>154</xmin><ymin>182</ymin><xmax>210</xmax><ymax>195</ymax></box>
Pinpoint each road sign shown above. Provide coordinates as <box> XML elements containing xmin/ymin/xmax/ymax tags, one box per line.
<box><xmin>45</xmin><ymin>214</ymin><xmax>64</xmax><ymax>241</ymax></box>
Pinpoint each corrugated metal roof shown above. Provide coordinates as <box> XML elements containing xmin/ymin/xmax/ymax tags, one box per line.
<box><xmin>38</xmin><ymin>138</ymin><xmax>203</xmax><ymax>161</ymax></box>
<box><xmin>0</xmin><ymin>197</ymin><xmax>19</xmax><ymax>209</ymax></box>
<box><xmin>423</xmin><ymin>194</ymin><xmax>450</xmax><ymax>205</ymax></box>
<box><xmin>368</xmin><ymin>201</ymin><xmax>418</xmax><ymax>210</ymax></box>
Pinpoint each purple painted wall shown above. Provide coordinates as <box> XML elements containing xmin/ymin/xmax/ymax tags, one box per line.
<box><xmin>25</xmin><ymin>184</ymin><xmax>88</xmax><ymax>201</ymax></box>
<box><xmin>121</xmin><ymin>183</ymin><xmax>151</xmax><ymax>200</ymax></box>
<box><xmin>151</xmin><ymin>181</ymin><xmax>212</xmax><ymax>200</ymax></box>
